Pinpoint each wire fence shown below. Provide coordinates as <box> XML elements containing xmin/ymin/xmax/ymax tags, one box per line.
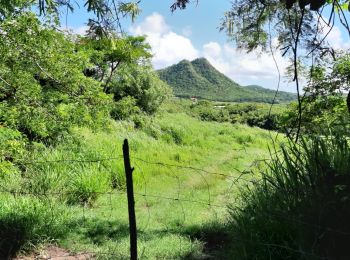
<box><xmin>1</xmin><ymin>139</ymin><xmax>347</xmax><ymax>260</ymax></box>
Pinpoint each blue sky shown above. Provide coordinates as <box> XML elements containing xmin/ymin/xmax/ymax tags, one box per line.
<box><xmin>64</xmin><ymin>1</ymin><xmax>350</xmax><ymax>93</ymax></box>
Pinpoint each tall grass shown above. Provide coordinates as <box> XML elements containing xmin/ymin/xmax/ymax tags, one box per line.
<box><xmin>226</xmin><ymin>135</ymin><xmax>350</xmax><ymax>259</ymax></box>
<box><xmin>0</xmin><ymin>110</ymin><xmax>275</xmax><ymax>258</ymax></box>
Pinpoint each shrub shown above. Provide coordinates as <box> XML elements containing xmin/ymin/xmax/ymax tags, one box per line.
<box><xmin>280</xmin><ymin>95</ymin><xmax>349</xmax><ymax>135</ymax></box>
<box><xmin>227</xmin><ymin>134</ymin><xmax>350</xmax><ymax>259</ymax></box>
<box><xmin>110</xmin><ymin>64</ymin><xmax>172</xmax><ymax>116</ymax></box>
<box><xmin>111</xmin><ymin>96</ymin><xmax>141</xmax><ymax>120</ymax></box>
<box><xmin>0</xmin><ymin>14</ymin><xmax>111</xmax><ymax>142</ymax></box>
<box><xmin>65</xmin><ymin>171</ymin><xmax>109</xmax><ymax>206</ymax></box>
<box><xmin>188</xmin><ymin>101</ymin><xmax>284</xmax><ymax>130</ymax></box>
<box><xmin>161</xmin><ymin>126</ymin><xmax>186</xmax><ymax>145</ymax></box>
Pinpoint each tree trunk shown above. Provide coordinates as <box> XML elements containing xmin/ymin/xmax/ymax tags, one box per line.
<box><xmin>347</xmin><ymin>90</ymin><xmax>350</xmax><ymax>114</ymax></box>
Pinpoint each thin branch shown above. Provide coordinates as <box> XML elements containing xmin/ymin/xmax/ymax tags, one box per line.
<box><xmin>103</xmin><ymin>60</ymin><xmax>121</xmax><ymax>92</ymax></box>
<box><xmin>335</xmin><ymin>1</ymin><xmax>350</xmax><ymax>38</ymax></box>
<box><xmin>306</xmin><ymin>11</ymin><xmax>335</xmax><ymax>57</ymax></box>
<box><xmin>0</xmin><ymin>75</ymin><xmax>11</xmax><ymax>87</ymax></box>
<box><xmin>293</xmin><ymin>8</ymin><xmax>305</xmax><ymax>142</ymax></box>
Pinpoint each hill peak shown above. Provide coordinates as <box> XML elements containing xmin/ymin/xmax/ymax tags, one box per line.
<box><xmin>192</xmin><ymin>57</ymin><xmax>210</xmax><ymax>63</ymax></box>
<box><xmin>157</xmin><ymin>58</ymin><xmax>296</xmax><ymax>103</ymax></box>
<box><xmin>179</xmin><ymin>58</ymin><xmax>212</xmax><ymax>68</ymax></box>
<box><xmin>178</xmin><ymin>59</ymin><xmax>191</xmax><ymax>64</ymax></box>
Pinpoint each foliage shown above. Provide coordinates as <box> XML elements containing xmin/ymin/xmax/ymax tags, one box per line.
<box><xmin>111</xmin><ymin>96</ymin><xmax>141</xmax><ymax>120</ymax></box>
<box><xmin>110</xmin><ymin>64</ymin><xmax>172</xmax><ymax>119</ymax></box>
<box><xmin>78</xmin><ymin>35</ymin><xmax>152</xmax><ymax>90</ymax></box>
<box><xmin>282</xmin><ymin>54</ymin><xmax>350</xmax><ymax>136</ymax></box>
<box><xmin>77</xmin><ymin>34</ymin><xmax>170</xmax><ymax>120</ymax></box>
<box><xmin>305</xmin><ymin>54</ymin><xmax>350</xmax><ymax>112</ymax></box>
<box><xmin>0</xmin><ymin>13</ymin><xmax>112</xmax><ymax>142</ymax></box>
<box><xmin>225</xmin><ymin>134</ymin><xmax>350</xmax><ymax>259</ymax></box>
<box><xmin>0</xmin><ymin>0</ymin><xmax>141</xmax><ymax>34</ymax></box>
<box><xmin>281</xmin><ymin>95</ymin><xmax>350</xmax><ymax>135</ymax></box>
<box><xmin>158</xmin><ymin>58</ymin><xmax>296</xmax><ymax>103</ymax></box>
<box><xmin>187</xmin><ymin>100</ymin><xmax>286</xmax><ymax>131</ymax></box>
<box><xmin>0</xmin><ymin>107</ymin><xmax>274</xmax><ymax>258</ymax></box>
<box><xmin>65</xmin><ymin>170</ymin><xmax>108</xmax><ymax>205</ymax></box>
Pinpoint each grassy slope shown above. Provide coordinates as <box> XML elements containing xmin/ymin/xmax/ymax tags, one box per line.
<box><xmin>0</xmin><ymin>99</ymin><xmax>284</xmax><ymax>259</ymax></box>
<box><xmin>31</xmin><ymin>108</ymin><xmax>278</xmax><ymax>259</ymax></box>
<box><xmin>158</xmin><ymin>58</ymin><xmax>296</xmax><ymax>103</ymax></box>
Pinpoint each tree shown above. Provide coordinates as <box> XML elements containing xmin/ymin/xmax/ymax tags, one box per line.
<box><xmin>0</xmin><ymin>13</ymin><xmax>112</xmax><ymax>142</ymax></box>
<box><xmin>77</xmin><ymin>35</ymin><xmax>152</xmax><ymax>93</ymax></box>
<box><xmin>0</xmin><ymin>1</ymin><xmax>141</xmax><ymax>36</ymax></box>
<box><xmin>110</xmin><ymin>63</ymin><xmax>172</xmax><ymax>119</ymax></box>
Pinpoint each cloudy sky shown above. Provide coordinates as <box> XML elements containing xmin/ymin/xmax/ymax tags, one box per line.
<box><xmin>67</xmin><ymin>0</ymin><xmax>350</xmax><ymax>92</ymax></box>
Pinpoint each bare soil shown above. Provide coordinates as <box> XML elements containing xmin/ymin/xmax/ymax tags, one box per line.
<box><xmin>14</xmin><ymin>246</ymin><xmax>94</xmax><ymax>260</ymax></box>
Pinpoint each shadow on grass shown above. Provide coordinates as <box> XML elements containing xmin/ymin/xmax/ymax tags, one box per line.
<box><xmin>66</xmin><ymin>217</ymin><xmax>130</xmax><ymax>245</ymax></box>
<box><xmin>0</xmin><ymin>199</ymin><xmax>67</xmax><ymax>259</ymax></box>
<box><xmin>65</xmin><ymin>217</ymin><xmax>234</xmax><ymax>259</ymax></box>
<box><xmin>179</xmin><ymin>222</ymin><xmax>234</xmax><ymax>259</ymax></box>
<box><xmin>0</xmin><ymin>215</ymin><xmax>41</xmax><ymax>259</ymax></box>
<box><xmin>134</xmin><ymin>222</ymin><xmax>233</xmax><ymax>259</ymax></box>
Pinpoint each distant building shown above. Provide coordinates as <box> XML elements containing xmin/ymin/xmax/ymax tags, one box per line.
<box><xmin>190</xmin><ymin>97</ymin><xmax>198</xmax><ymax>104</ymax></box>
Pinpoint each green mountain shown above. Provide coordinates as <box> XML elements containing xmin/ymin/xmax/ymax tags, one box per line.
<box><xmin>157</xmin><ymin>58</ymin><xmax>296</xmax><ymax>103</ymax></box>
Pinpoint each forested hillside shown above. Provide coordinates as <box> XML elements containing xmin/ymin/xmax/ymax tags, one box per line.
<box><xmin>158</xmin><ymin>58</ymin><xmax>296</xmax><ymax>103</ymax></box>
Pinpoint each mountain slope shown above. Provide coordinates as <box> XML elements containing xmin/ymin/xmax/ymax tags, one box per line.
<box><xmin>158</xmin><ymin>58</ymin><xmax>296</xmax><ymax>103</ymax></box>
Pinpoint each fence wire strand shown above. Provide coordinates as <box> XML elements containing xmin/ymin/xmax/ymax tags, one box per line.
<box><xmin>1</xmin><ymin>147</ymin><xmax>347</xmax><ymax>260</ymax></box>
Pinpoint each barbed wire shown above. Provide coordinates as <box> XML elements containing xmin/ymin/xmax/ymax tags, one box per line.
<box><xmin>12</xmin><ymin>155</ymin><xmax>124</xmax><ymax>166</ymax></box>
<box><xmin>2</xmin><ymin>186</ymin><xmax>348</xmax><ymax>237</ymax></box>
<box><xmin>2</xmin><ymin>147</ymin><xmax>348</xmax><ymax>259</ymax></box>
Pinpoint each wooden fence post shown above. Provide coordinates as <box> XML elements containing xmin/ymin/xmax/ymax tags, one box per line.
<box><xmin>123</xmin><ymin>139</ymin><xmax>137</xmax><ymax>260</ymax></box>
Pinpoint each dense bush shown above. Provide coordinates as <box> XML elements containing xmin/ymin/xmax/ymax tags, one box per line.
<box><xmin>280</xmin><ymin>95</ymin><xmax>350</xmax><ymax>135</ymax></box>
<box><xmin>0</xmin><ymin>13</ymin><xmax>112</xmax><ymax>143</ymax></box>
<box><xmin>226</xmin><ymin>134</ymin><xmax>350</xmax><ymax>259</ymax></box>
<box><xmin>0</xmin><ymin>14</ymin><xmax>170</xmax><ymax>144</ymax></box>
<box><xmin>188</xmin><ymin>100</ymin><xmax>284</xmax><ymax>130</ymax></box>
<box><xmin>65</xmin><ymin>170</ymin><xmax>108</xmax><ymax>205</ymax></box>
<box><xmin>110</xmin><ymin>64</ymin><xmax>172</xmax><ymax>119</ymax></box>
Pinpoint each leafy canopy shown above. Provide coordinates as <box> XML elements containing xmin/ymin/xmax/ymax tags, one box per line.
<box><xmin>0</xmin><ymin>13</ymin><xmax>112</xmax><ymax>142</ymax></box>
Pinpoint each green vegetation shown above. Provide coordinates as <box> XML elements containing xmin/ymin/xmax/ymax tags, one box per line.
<box><xmin>281</xmin><ymin>95</ymin><xmax>350</xmax><ymax>136</ymax></box>
<box><xmin>158</xmin><ymin>58</ymin><xmax>296</xmax><ymax>103</ymax></box>
<box><xmin>0</xmin><ymin>197</ymin><xmax>68</xmax><ymax>259</ymax></box>
<box><xmin>184</xmin><ymin>100</ymin><xmax>287</xmax><ymax>131</ymax></box>
<box><xmin>221</xmin><ymin>134</ymin><xmax>350</xmax><ymax>259</ymax></box>
<box><xmin>0</xmin><ymin>1</ymin><xmax>349</xmax><ymax>259</ymax></box>
<box><xmin>110</xmin><ymin>64</ymin><xmax>172</xmax><ymax>120</ymax></box>
<box><xmin>0</xmin><ymin>13</ymin><xmax>111</xmax><ymax>142</ymax></box>
<box><xmin>0</xmin><ymin>107</ymin><xmax>275</xmax><ymax>258</ymax></box>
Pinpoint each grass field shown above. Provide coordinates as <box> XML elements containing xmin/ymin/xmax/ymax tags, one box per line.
<box><xmin>3</xmin><ymin>106</ymin><xmax>281</xmax><ymax>259</ymax></box>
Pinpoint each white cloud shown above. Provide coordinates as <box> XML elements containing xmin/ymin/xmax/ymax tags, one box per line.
<box><xmin>326</xmin><ymin>26</ymin><xmax>350</xmax><ymax>50</ymax></box>
<box><xmin>66</xmin><ymin>25</ymin><xmax>89</xmax><ymax>36</ymax></box>
<box><xmin>130</xmin><ymin>13</ymin><xmax>198</xmax><ymax>68</ymax></box>
<box><xmin>131</xmin><ymin>13</ymin><xmax>295</xmax><ymax>92</ymax></box>
<box><xmin>182</xmin><ymin>26</ymin><xmax>193</xmax><ymax>37</ymax></box>
<box><xmin>203</xmin><ymin>42</ymin><xmax>222</xmax><ymax>58</ymax></box>
<box><xmin>131</xmin><ymin>12</ymin><xmax>169</xmax><ymax>36</ymax></box>
<box><xmin>319</xmin><ymin>18</ymin><xmax>350</xmax><ymax>50</ymax></box>
<box><xmin>202</xmin><ymin>41</ymin><xmax>291</xmax><ymax>89</ymax></box>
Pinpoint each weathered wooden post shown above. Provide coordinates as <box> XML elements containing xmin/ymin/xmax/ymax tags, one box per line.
<box><xmin>123</xmin><ymin>139</ymin><xmax>137</xmax><ymax>260</ymax></box>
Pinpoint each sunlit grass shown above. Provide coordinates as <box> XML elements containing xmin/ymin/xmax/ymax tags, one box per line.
<box><xmin>5</xmin><ymin>110</ymin><xmax>277</xmax><ymax>258</ymax></box>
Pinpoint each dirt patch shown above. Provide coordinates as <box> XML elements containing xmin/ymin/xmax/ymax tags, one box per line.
<box><xmin>15</xmin><ymin>245</ymin><xmax>94</xmax><ymax>260</ymax></box>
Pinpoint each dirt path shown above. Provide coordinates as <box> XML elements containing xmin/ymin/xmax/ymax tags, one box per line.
<box><xmin>15</xmin><ymin>246</ymin><xmax>94</xmax><ymax>260</ymax></box>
